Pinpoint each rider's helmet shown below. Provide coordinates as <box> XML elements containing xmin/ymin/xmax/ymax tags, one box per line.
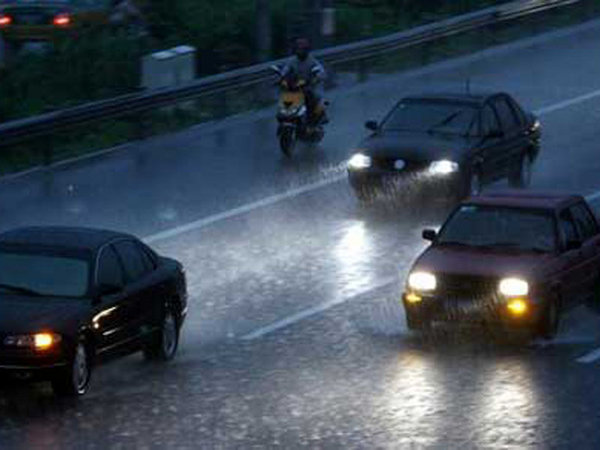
<box><xmin>293</xmin><ymin>37</ymin><xmax>311</xmax><ymax>62</ymax></box>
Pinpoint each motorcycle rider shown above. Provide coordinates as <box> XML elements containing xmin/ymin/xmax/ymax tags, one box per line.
<box><xmin>282</xmin><ymin>37</ymin><xmax>328</xmax><ymax>124</ymax></box>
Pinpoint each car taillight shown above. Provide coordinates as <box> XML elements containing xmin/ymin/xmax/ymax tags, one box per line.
<box><xmin>53</xmin><ymin>13</ymin><xmax>71</xmax><ymax>27</ymax></box>
<box><xmin>0</xmin><ymin>14</ymin><xmax>12</xmax><ymax>27</ymax></box>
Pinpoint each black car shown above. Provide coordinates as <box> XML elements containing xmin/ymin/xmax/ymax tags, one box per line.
<box><xmin>0</xmin><ymin>226</ymin><xmax>187</xmax><ymax>397</ymax></box>
<box><xmin>347</xmin><ymin>92</ymin><xmax>541</xmax><ymax>201</ymax></box>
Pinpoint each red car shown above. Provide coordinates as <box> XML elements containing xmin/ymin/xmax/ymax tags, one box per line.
<box><xmin>403</xmin><ymin>191</ymin><xmax>600</xmax><ymax>338</ymax></box>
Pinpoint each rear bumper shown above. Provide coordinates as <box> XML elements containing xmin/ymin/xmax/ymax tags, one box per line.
<box><xmin>402</xmin><ymin>292</ymin><xmax>542</xmax><ymax>329</ymax></box>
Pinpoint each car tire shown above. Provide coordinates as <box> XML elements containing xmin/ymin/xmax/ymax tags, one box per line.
<box><xmin>509</xmin><ymin>152</ymin><xmax>533</xmax><ymax>188</ymax></box>
<box><xmin>537</xmin><ymin>298</ymin><xmax>560</xmax><ymax>340</ymax></box>
<box><xmin>52</xmin><ymin>338</ymin><xmax>92</xmax><ymax>397</ymax></box>
<box><xmin>144</xmin><ymin>305</ymin><xmax>180</xmax><ymax>362</ymax></box>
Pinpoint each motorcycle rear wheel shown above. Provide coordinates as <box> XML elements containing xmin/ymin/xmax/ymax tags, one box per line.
<box><xmin>279</xmin><ymin>127</ymin><xmax>296</xmax><ymax>157</ymax></box>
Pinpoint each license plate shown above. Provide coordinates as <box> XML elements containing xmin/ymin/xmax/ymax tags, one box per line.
<box><xmin>443</xmin><ymin>298</ymin><xmax>480</xmax><ymax>317</ymax></box>
<box><xmin>19</xmin><ymin>14</ymin><xmax>44</xmax><ymax>25</ymax></box>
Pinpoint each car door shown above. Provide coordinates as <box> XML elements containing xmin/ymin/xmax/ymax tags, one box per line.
<box><xmin>476</xmin><ymin>102</ymin><xmax>504</xmax><ymax>184</ymax></box>
<box><xmin>113</xmin><ymin>240</ymin><xmax>161</xmax><ymax>343</ymax></box>
<box><xmin>92</xmin><ymin>243</ymin><xmax>133</xmax><ymax>356</ymax></box>
<box><xmin>557</xmin><ymin>208</ymin><xmax>588</xmax><ymax>307</ymax></box>
<box><xmin>569</xmin><ymin>202</ymin><xmax>600</xmax><ymax>299</ymax></box>
<box><xmin>490</xmin><ymin>95</ymin><xmax>526</xmax><ymax>179</ymax></box>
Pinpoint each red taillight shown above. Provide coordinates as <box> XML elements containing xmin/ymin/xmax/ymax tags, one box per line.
<box><xmin>53</xmin><ymin>13</ymin><xmax>71</xmax><ymax>27</ymax></box>
<box><xmin>0</xmin><ymin>14</ymin><xmax>12</xmax><ymax>27</ymax></box>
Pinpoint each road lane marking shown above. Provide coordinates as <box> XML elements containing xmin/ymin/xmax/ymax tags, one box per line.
<box><xmin>576</xmin><ymin>347</ymin><xmax>600</xmax><ymax>364</ymax></box>
<box><xmin>240</xmin><ymin>276</ymin><xmax>398</xmax><ymax>341</ymax></box>
<box><xmin>145</xmin><ymin>174</ymin><xmax>346</xmax><ymax>243</ymax></box>
<box><xmin>534</xmin><ymin>89</ymin><xmax>600</xmax><ymax>115</ymax></box>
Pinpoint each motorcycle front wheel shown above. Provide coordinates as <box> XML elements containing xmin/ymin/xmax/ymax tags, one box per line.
<box><xmin>279</xmin><ymin>127</ymin><xmax>296</xmax><ymax>157</ymax></box>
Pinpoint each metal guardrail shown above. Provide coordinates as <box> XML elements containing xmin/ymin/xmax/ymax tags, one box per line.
<box><xmin>0</xmin><ymin>0</ymin><xmax>579</xmax><ymax>146</ymax></box>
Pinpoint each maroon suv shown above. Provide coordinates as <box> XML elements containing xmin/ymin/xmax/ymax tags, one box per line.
<box><xmin>403</xmin><ymin>191</ymin><xmax>600</xmax><ymax>338</ymax></box>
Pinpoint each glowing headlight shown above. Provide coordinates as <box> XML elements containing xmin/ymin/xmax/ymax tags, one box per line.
<box><xmin>348</xmin><ymin>153</ymin><xmax>372</xmax><ymax>170</ymax></box>
<box><xmin>408</xmin><ymin>271</ymin><xmax>437</xmax><ymax>291</ymax></box>
<box><xmin>429</xmin><ymin>160</ymin><xmax>459</xmax><ymax>175</ymax></box>
<box><xmin>4</xmin><ymin>332</ymin><xmax>61</xmax><ymax>351</ymax></box>
<box><xmin>499</xmin><ymin>278</ymin><xmax>529</xmax><ymax>297</ymax></box>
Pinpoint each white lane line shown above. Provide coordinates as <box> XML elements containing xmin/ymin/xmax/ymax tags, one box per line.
<box><xmin>534</xmin><ymin>89</ymin><xmax>600</xmax><ymax>115</ymax></box>
<box><xmin>576</xmin><ymin>348</ymin><xmax>600</xmax><ymax>364</ymax></box>
<box><xmin>145</xmin><ymin>174</ymin><xmax>346</xmax><ymax>243</ymax></box>
<box><xmin>240</xmin><ymin>277</ymin><xmax>397</xmax><ymax>341</ymax></box>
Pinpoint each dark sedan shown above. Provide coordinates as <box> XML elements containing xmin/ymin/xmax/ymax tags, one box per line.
<box><xmin>402</xmin><ymin>192</ymin><xmax>600</xmax><ymax>339</ymax></box>
<box><xmin>347</xmin><ymin>92</ymin><xmax>541</xmax><ymax>201</ymax></box>
<box><xmin>0</xmin><ymin>226</ymin><xmax>187</xmax><ymax>397</ymax></box>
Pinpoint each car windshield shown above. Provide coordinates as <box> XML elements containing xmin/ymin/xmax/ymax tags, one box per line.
<box><xmin>437</xmin><ymin>205</ymin><xmax>556</xmax><ymax>252</ymax></box>
<box><xmin>382</xmin><ymin>99</ymin><xmax>478</xmax><ymax>135</ymax></box>
<box><xmin>0</xmin><ymin>249</ymin><xmax>89</xmax><ymax>298</ymax></box>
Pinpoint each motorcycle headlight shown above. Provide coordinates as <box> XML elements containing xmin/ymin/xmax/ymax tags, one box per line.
<box><xmin>408</xmin><ymin>271</ymin><xmax>437</xmax><ymax>292</ymax></box>
<box><xmin>429</xmin><ymin>160</ymin><xmax>459</xmax><ymax>175</ymax></box>
<box><xmin>348</xmin><ymin>153</ymin><xmax>372</xmax><ymax>170</ymax></box>
<box><xmin>3</xmin><ymin>332</ymin><xmax>62</xmax><ymax>351</ymax></box>
<box><xmin>498</xmin><ymin>278</ymin><xmax>529</xmax><ymax>297</ymax></box>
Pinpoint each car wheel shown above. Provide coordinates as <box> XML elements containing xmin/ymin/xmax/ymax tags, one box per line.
<box><xmin>52</xmin><ymin>339</ymin><xmax>92</xmax><ymax>397</ymax></box>
<box><xmin>144</xmin><ymin>305</ymin><xmax>180</xmax><ymax>362</ymax></box>
<box><xmin>509</xmin><ymin>152</ymin><xmax>533</xmax><ymax>188</ymax></box>
<box><xmin>537</xmin><ymin>298</ymin><xmax>560</xmax><ymax>340</ymax></box>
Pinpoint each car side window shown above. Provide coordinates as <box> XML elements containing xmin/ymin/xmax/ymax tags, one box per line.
<box><xmin>506</xmin><ymin>96</ymin><xmax>527</xmax><ymax>127</ymax></box>
<box><xmin>570</xmin><ymin>203</ymin><xmax>599</xmax><ymax>241</ymax></box>
<box><xmin>559</xmin><ymin>210</ymin><xmax>579</xmax><ymax>244</ymax></box>
<box><xmin>493</xmin><ymin>97</ymin><xmax>520</xmax><ymax>132</ymax></box>
<box><xmin>97</xmin><ymin>245</ymin><xmax>125</xmax><ymax>288</ymax></box>
<box><xmin>137</xmin><ymin>243</ymin><xmax>157</xmax><ymax>273</ymax></box>
<box><xmin>114</xmin><ymin>240</ymin><xmax>150</xmax><ymax>282</ymax></box>
<box><xmin>480</xmin><ymin>104</ymin><xmax>501</xmax><ymax>136</ymax></box>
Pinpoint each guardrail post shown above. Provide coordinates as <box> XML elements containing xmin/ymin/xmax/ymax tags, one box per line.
<box><xmin>42</xmin><ymin>135</ymin><xmax>54</xmax><ymax>167</ymax></box>
<box><xmin>357</xmin><ymin>58</ymin><xmax>368</xmax><ymax>83</ymax></box>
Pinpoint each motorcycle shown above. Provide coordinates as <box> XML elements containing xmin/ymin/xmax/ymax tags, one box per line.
<box><xmin>271</xmin><ymin>65</ymin><xmax>328</xmax><ymax>157</ymax></box>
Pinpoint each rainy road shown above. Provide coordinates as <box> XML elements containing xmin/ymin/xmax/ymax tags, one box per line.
<box><xmin>3</xmin><ymin>19</ymin><xmax>600</xmax><ymax>449</ymax></box>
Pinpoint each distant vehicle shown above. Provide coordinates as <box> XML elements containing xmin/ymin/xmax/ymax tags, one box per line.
<box><xmin>271</xmin><ymin>64</ymin><xmax>329</xmax><ymax>157</ymax></box>
<box><xmin>402</xmin><ymin>191</ymin><xmax>600</xmax><ymax>339</ymax></box>
<box><xmin>0</xmin><ymin>0</ymin><xmax>111</xmax><ymax>48</ymax></box>
<box><xmin>347</xmin><ymin>92</ymin><xmax>541</xmax><ymax>202</ymax></box>
<box><xmin>0</xmin><ymin>226</ymin><xmax>187</xmax><ymax>397</ymax></box>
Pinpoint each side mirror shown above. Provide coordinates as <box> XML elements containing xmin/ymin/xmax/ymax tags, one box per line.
<box><xmin>98</xmin><ymin>283</ymin><xmax>123</xmax><ymax>298</ymax></box>
<box><xmin>422</xmin><ymin>229</ymin><xmax>437</xmax><ymax>242</ymax></box>
<box><xmin>565</xmin><ymin>239</ymin><xmax>582</xmax><ymax>251</ymax></box>
<box><xmin>365</xmin><ymin>120</ymin><xmax>378</xmax><ymax>131</ymax></box>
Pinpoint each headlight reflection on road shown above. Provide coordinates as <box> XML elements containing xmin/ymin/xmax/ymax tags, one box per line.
<box><xmin>384</xmin><ymin>352</ymin><xmax>444</xmax><ymax>447</ymax></box>
<box><xmin>475</xmin><ymin>362</ymin><xmax>542</xmax><ymax>448</ymax></box>
<box><xmin>334</xmin><ymin>221</ymin><xmax>374</xmax><ymax>297</ymax></box>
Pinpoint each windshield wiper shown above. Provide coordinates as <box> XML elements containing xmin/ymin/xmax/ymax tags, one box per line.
<box><xmin>0</xmin><ymin>283</ymin><xmax>45</xmax><ymax>297</ymax></box>
<box><xmin>427</xmin><ymin>110</ymin><xmax>465</xmax><ymax>134</ymax></box>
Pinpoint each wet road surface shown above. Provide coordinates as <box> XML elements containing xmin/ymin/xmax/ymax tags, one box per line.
<box><xmin>2</xmin><ymin>19</ymin><xmax>600</xmax><ymax>449</ymax></box>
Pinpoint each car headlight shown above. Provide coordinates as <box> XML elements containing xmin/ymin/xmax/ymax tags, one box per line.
<box><xmin>429</xmin><ymin>160</ymin><xmax>459</xmax><ymax>175</ymax></box>
<box><xmin>498</xmin><ymin>278</ymin><xmax>529</xmax><ymax>297</ymax></box>
<box><xmin>408</xmin><ymin>271</ymin><xmax>437</xmax><ymax>291</ymax></box>
<box><xmin>4</xmin><ymin>332</ymin><xmax>62</xmax><ymax>351</ymax></box>
<box><xmin>347</xmin><ymin>153</ymin><xmax>372</xmax><ymax>170</ymax></box>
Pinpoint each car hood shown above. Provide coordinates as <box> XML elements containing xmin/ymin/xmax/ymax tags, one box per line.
<box><xmin>413</xmin><ymin>245</ymin><xmax>552</xmax><ymax>279</ymax></box>
<box><xmin>0</xmin><ymin>295</ymin><xmax>89</xmax><ymax>334</ymax></box>
<box><xmin>358</xmin><ymin>131</ymin><xmax>475</xmax><ymax>162</ymax></box>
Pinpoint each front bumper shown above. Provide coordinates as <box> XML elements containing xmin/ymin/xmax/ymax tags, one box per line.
<box><xmin>402</xmin><ymin>292</ymin><xmax>542</xmax><ymax>329</ymax></box>
<box><xmin>0</xmin><ymin>347</ymin><xmax>68</xmax><ymax>382</ymax></box>
<box><xmin>348</xmin><ymin>168</ymin><xmax>464</xmax><ymax>199</ymax></box>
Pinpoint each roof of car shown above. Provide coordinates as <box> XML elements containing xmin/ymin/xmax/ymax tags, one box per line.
<box><xmin>464</xmin><ymin>190</ymin><xmax>583</xmax><ymax>210</ymax></box>
<box><xmin>403</xmin><ymin>91</ymin><xmax>501</xmax><ymax>106</ymax></box>
<box><xmin>0</xmin><ymin>226</ymin><xmax>136</xmax><ymax>252</ymax></box>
